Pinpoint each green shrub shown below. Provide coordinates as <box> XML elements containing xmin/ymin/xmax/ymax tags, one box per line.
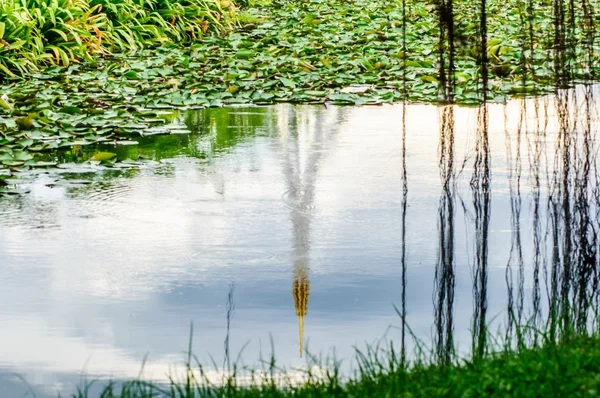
<box><xmin>0</xmin><ymin>0</ymin><xmax>237</xmax><ymax>77</ymax></box>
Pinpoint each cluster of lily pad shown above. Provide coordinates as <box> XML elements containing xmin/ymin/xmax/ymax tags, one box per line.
<box><xmin>1</xmin><ymin>0</ymin><xmax>599</xmax><ymax>192</ymax></box>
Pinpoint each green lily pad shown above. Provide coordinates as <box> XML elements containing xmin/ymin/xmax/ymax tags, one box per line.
<box><xmin>89</xmin><ymin>152</ymin><xmax>117</xmax><ymax>162</ymax></box>
<box><xmin>59</xmin><ymin>106</ymin><xmax>82</xmax><ymax>115</ymax></box>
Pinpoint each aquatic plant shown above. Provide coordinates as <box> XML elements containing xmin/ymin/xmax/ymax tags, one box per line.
<box><xmin>0</xmin><ymin>0</ymin><xmax>236</xmax><ymax>76</ymax></box>
<box><xmin>1</xmin><ymin>0</ymin><xmax>600</xmax><ymax>191</ymax></box>
<box><xmin>0</xmin><ymin>0</ymin><xmax>111</xmax><ymax>75</ymax></box>
<box><xmin>58</xmin><ymin>317</ymin><xmax>600</xmax><ymax>397</ymax></box>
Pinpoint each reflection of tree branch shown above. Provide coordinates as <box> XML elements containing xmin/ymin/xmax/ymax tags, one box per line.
<box><xmin>471</xmin><ymin>103</ymin><xmax>490</xmax><ymax>358</ymax></box>
<box><xmin>548</xmin><ymin>89</ymin><xmax>575</xmax><ymax>333</ymax></box>
<box><xmin>525</xmin><ymin>97</ymin><xmax>548</xmax><ymax>332</ymax></box>
<box><xmin>505</xmin><ymin>100</ymin><xmax>524</xmax><ymax>338</ymax></box>
<box><xmin>223</xmin><ymin>283</ymin><xmax>235</xmax><ymax>371</ymax></box>
<box><xmin>400</xmin><ymin>101</ymin><xmax>408</xmax><ymax>365</ymax></box>
<box><xmin>569</xmin><ymin>87</ymin><xmax>598</xmax><ymax>332</ymax></box>
<box><xmin>434</xmin><ymin>106</ymin><xmax>455</xmax><ymax>365</ymax></box>
<box><xmin>546</xmin><ymin>86</ymin><xmax>600</xmax><ymax>337</ymax></box>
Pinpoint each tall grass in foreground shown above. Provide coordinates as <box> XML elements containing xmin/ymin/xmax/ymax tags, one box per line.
<box><xmin>66</xmin><ymin>319</ymin><xmax>600</xmax><ymax>398</ymax></box>
<box><xmin>0</xmin><ymin>0</ymin><xmax>237</xmax><ymax>77</ymax></box>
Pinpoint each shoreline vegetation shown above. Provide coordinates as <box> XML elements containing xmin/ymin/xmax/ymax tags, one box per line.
<box><xmin>1</xmin><ymin>0</ymin><xmax>600</xmax><ymax>176</ymax></box>
<box><xmin>64</xmin><ymin>324</ymin><xmax>600</xmax><ymax>397</ymax></box>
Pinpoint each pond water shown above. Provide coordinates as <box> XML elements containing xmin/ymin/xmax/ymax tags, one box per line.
<box><xmin>1</xmin><ymin>87</ymin><xmax>599</xmax><ymax>396</ymax></box>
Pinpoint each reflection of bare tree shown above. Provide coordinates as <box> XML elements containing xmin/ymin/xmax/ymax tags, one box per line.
<box><xmin>400</xmin><ymin>101</ymin><xmax>408</xmax><ymax>365</ymax></box>
<box><xmin>279</xmin><ymin>106</ymin><xmax>341</xmax><ymax>357</ymax></box>
<box><xmin>223</xmin><ymin>283</ymin><xmax>235</xmax><ymax>370</ymax></box>
<box><xmin>544</xmin><ymin>86</ymin><xmax>600</xmax><ymax>337</ymax></box>
<box><xmin>471</xmin><ymin>103</ymin><xmax>490</xmax><ymax>358</ymax></box>
<box><xmin>505</xmin><ymin>101</ymin><xmax>525</xmax><ymax>337</ymax></box>
<box><xmin>559</xmin><ymin>90</ymin><xmax>574</xmax><ymax>331</ymax></box>
<box><xmin>572</xmin><ymin>86</ymin><xmax>598</xmax><ymax>332</ymax></box>
<box><xmin>471</xmin><ymin>6</ymin><xmax>490</xmax><ymax>356</ymax></box>
<box><xmin>434</xmin><ymin>106</ymin><xmax>456</xmax><ymax>365</ymax></box>
<box><xmin>526</xmin><ymin>97</ymin><xmax>549</xmax><ymax>330</ymax></box>
<box><xmin>548</xmin><ymin>89</ymin><xmax>575</xmax><ymax>334</ymax></box>
<box><xmin>541</xmin><ymin>85</ymin><xmax>600</xmax><ymax>339</ymax></box>
<box><xmin>399</xmin><ymin>0</ymin><xmax>409</xmax><ymax>364</ymax></box>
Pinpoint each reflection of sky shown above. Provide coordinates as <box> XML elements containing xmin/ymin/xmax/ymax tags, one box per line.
<box><xmin>0</xmin><ymin>94</ymin><xmax>585</xmax><ymax>396</ymax></box>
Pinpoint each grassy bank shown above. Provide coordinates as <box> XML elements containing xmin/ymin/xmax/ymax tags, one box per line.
<box><xmin>69</xmin><ymin>331</ymin><xmax>600</xmax><ymax>397</ymax></box>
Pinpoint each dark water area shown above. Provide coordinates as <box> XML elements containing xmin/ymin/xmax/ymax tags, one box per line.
<box><xmin>1</xmin><ymin>86</ymin><xmax>600</xmax><ymax>396</ymax></box>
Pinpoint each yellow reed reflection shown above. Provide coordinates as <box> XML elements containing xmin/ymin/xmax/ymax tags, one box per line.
<box><xmin>293</xmin><ymin>270</ymin><xmax>309</xmax><ymax>357</ymax></box>
<box><xmin>280</xmin><ymin>106</ymin><xmax>342</xmax><ymax>357</ymax></box>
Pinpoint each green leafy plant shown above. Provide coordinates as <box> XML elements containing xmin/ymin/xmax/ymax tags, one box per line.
<box><xmin>0</xmin><ymin>0</ymin><xmax>236</xmax><ymax>76</ymax></box>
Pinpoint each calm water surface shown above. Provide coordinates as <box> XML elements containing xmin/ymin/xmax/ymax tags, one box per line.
<box><xmin>1</xmin><ymin>87</ymin><xmax>599</xmax><ymax>396</ymax></box>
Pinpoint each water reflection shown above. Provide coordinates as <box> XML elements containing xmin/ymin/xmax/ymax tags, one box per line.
<box><xmin>399</xmin><ymin>100</ymin><xmax>408</xmax><ymax>364</ymax></box>
<box><xmin>569</xmin><ymin>86</ymin><xmax>598</xmax><ymax>332</ymax></box>
<box><xmin>505</xmin><ymin>99</ymin><xmax>526</xmax><ymax>338</ymax></box>
<box><xmin>434</xmin><ymin>106</ymin><xmax>455</xmax><ymax>364</ymax></box>
<box><xmin>2</xmin><ymin>90</ymin><xmax>600</xmax><ymax>395</ymax></box>
<box><xmin>547</xmin><ymin>86</ymin><xmax>600</xmax><ymax>334</ymax></box>
<box><xmin>470</xmin><ymin>104</ymin><xmax>491</xmax><ymax>357</ymax></box>
<box><xmin>524</xmin><ymin>97</ymin><xmax>546</xmax><ymax>331</ymax></box>
<box><xmin>281</xmin><ymin>107</ymin><xmax>342</xmax><ymax>356</ymax></box>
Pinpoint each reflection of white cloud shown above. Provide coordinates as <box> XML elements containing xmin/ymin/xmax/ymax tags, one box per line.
<box><xmin>0</xmin><ymin>98</ymin><xmax>570</xmax><ymax>298</ymax></box>
<box><xmin>1</xmin><ymin>315</ymin><xmax>332</xmax><ymax>396</ymax></box>
<box><xmin>1</xmin><ymin>317</ymin><xmax>174</xmax><ymax>376</ymax></box>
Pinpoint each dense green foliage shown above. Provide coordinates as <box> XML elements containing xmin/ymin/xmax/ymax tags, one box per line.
<box><xmin>0</xmin><ymin>0</ymin><xmax>236</xmax><ymax>76</ymax></box>
<box><xmin>68</xmin><ymin>332</ymin><xmax>600</xmax><ymax>397</ymax></box>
